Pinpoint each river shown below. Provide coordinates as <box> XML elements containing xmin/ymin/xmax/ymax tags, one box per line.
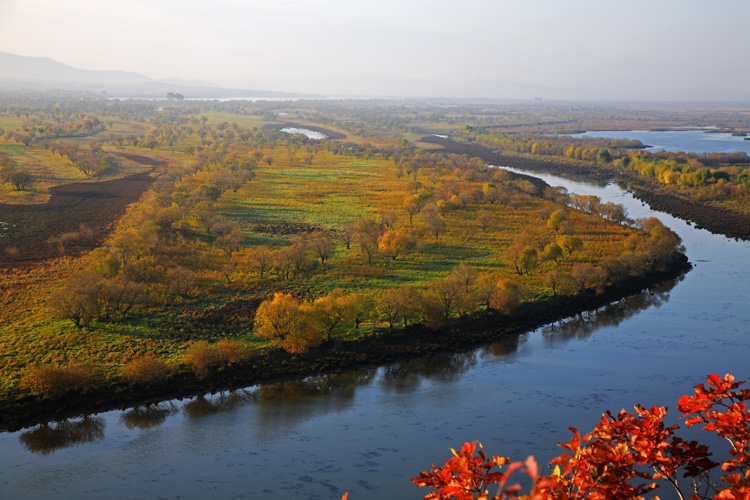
<box><xmin>1</xmin><ymin>166</ymin><xmax>748</xmax><ymax>500</ymax></box>
<box><xmin>572</xmin><ymin>129</ymin><xmax>750</xmax><ymax>155</ymax></box>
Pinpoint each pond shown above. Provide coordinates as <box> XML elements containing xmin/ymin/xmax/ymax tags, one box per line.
<box><xmin>1</xmin><ymin>167</ymin><xmax>748</xmax><ymax>500</ymax></box>
<box><xmin>280</xmin><ymin>127</ymin><xmax>328</xmax><ymax>140</ymax></box>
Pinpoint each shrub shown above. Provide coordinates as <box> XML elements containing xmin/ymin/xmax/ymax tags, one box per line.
<box><xmin>20</xmin><ymin>363</ymin><xmax>102</xmax><ymax>399</ymax></box>
<box><xmin>216</xmin><ymin>340</ymin><xmax>256</xmax><ymax>365</ymax></box>
<box><xmin>183</xmin><ymin>342</ymin><xmax>221</xmax><ymax>379</ymax></box>
<box><xmin>121</xmin><ymin>353</ymin><xmax>172</xmax><ymax>385</ymax></box>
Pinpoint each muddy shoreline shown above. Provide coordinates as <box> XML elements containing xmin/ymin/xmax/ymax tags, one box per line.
<box><xmin>423</xmin><ymin>135</ymin><xmax>750</xmax><ymax>240</ymax></box>
<box><xmin>0</xmin><ymin>255</ymin><xmax>690</xmax><ymax>432</ymax></box>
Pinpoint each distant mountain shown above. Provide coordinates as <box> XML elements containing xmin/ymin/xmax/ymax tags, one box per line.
<box><xmin>0</xmin><ymin>52</ymin><xmax>151</xmax><ymax>85</ymax></box>
<box><xmin>0</xmin><ymin>52</ymin><xmax>305</xmax><ymax>99</ymax></box>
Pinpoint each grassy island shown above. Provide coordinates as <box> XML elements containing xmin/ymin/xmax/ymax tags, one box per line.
<box><xmin>0</xmin><ymin>98</ymin><xmax>695</xmax><ymax>429</ymax></box>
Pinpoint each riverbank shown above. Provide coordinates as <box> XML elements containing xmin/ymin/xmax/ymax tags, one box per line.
<box><xmin>422</xmin><ymin>136</ymin><xmax>750</xmax><ymax>240</ymax></box>
<box><xmin>0</xmin><ymin>253</ymin><xmax>690</xmax><ymax>432</ymax></box>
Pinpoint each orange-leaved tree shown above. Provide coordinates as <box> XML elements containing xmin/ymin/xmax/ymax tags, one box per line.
<box><xmin>408</xmin><ymin>373</ymin><xmax>749</xmax><ymax>500</ymax></box>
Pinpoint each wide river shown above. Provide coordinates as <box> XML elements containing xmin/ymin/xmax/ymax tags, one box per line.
<box><xmin>1</xmin><ymin>153</ymin><xmax>749</xmax><ymax>499</ymax></box>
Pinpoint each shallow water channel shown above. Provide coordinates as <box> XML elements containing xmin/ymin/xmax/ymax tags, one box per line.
<box><xmin>1</xmin><ymin>167</ymin><xmax>749</xmax><ymax>500</ymax></box>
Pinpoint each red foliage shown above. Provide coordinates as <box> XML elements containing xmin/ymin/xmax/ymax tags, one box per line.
<box><xmin>412</xmin><ymin>374</ymin><xmax>750</xmax><ymax>500</ymax></box>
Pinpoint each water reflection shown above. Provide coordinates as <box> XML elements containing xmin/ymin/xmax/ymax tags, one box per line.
<box><xmin>479</xmin><ymin>335</ymin><xmax>523</xmax><ymax>359</ymax></box>
<box><xmin>253</xmin><ymin>370</ymin><xmax>377</xmax><ymax>429</ymax></box>
<box><xmin>182</xmin><ymin>390</ymin><xmax>255</xmax><ymax>419</ymax></box>
<box><xmin>380</xmin><ymin>351</ymin><xmax>478</xmax><ymax>393</ymax></box>
<box><xmin>19</xmin><ymin>416</ymin><xmax>105</xmax><ymax>455</ymax></box>
<box><xmin>120</xmin><ymin>403</ymin><xmax>178</xmax><ymax>429</ymax></box>
<box><xmin>540</xmin><ymin>278</ymin><xmax>678</xmax><ymax>346</ymax></box>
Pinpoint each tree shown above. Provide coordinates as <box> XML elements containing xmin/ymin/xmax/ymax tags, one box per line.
<box><xmin>183</xmin><ymin>342</ymin><xmax>221</xmax><ymax>379</ymax></box>
<box><xmin>424</xmin><ymin>212</ymin><xmax>446</xmax><ymax>241</ymax></box>
<box><xmin>49</xmin><ymin>273</ymin><xmax>101</xmax><ymax>328</ymax></box>
<box><xmin>516</xmin><ymin>247</ymin><xmax>538</xmax><ymax>276</ymax></box>
<box><xmin>541</xmin><ymin>243</ymin><xmax>563</xmax><ymax>264</ymax></box>
<box><xmin>546</xmin><ymin>210</ymin><xmax>567</xmax><ymax>232</ymax></box>
<box><xmin>543</xmin><ymin>270</ymin><xmax>575</xmax><ymax>296</ymax></box>
<box><xmin>412</xmin><ymin>373</ymin><xmax>750</xmax><ymax>500</ymax></box>
<box><xmin>21</xmin><ymin>363</ymin><xmax>101</xmax><ymax>399</ymax></box>
<box><xmin>167</xmin><ymin>266</ymin><xmax>196</xmax><ymax>298</ymax></box>
<box><xmin>571</xmin><ymin>263</ymin><xmax>606</xmax><ymax>292</ymax></box>
<box><xmin>404</xmin><ymin>198</ymin><xmax>420</xmax><ymax>225</ymax></box>
<box><xmin>451</xmin><ymin>263</ymin><xmax>478</xmax><ymax>292</ymax></box>
<box><xmin>254</xmin><ymin>293</ymin><xmax>321</xmax><ymax>354</ymax></box>
<box><xmin>558</xmin><ymin>235</ymin><xmax>583</xmax><ymax>256</ymax></box>
<box><xmin>121</xmin><ymin>353</ymin><xmax>172</xmax><ymax>385</ymax></box>
<box><xmin>275</xmin><ymin>247</ymin><xmax>296</xmax><ymax>280</ymax></box>
<box><xmin>477</xmin><ymin>211</ymin><xmax>494</xmax><ymax>233</ymax></box>
<box><xmin>378</xmin><ymin>209</ymin><xmax>398</xmax><ymax>228</ymax></box>
<box><xmin>288</xmin><ymin>237</ymin><xmax>312</xmax><ymax>271</ymax></box>
<box><xmin>483</xmin><ymin>186</ymin><xmax>499</xmax><ymax>204</ymax></box>
<box><xmin>214</xmin><ymin>340</ymin><xmax>255</xmax><ymax>365</ymax></box>
<box><xmin>95</xmin><ymin>276</ymin><xmax>142</xmax><ymax>322</ymax></box>
<box><xmin>309</xmin><ymin>232</ymin><xmax>334</xmax><ymax>264</ymax></box>
<box><xmin>490</xmin><ymin>280</ymin><xmax>520</xmax><ymax>315</ymax></box>
<box><xmin>340</xmin><ymin>293</ymin><xmax>375</xmax><ymax>329</ymax></box>
<box><xmin>249</xmin><ymin>245</ymin><xmax>274</xmax><ymax>278</ymax></box>
<box><xmin>357</xmin><ymin>235</ymin><xmax>379</xmax><ymax>265</ymax></box>
<box><xmin>310</xmin><ymin>289</ymin><xmax>351</xmax><ymax>342</ymax></box>
<box><xmin>596</xmin><ymin>148</ymin><xmax>612</xmax><ymax>163</ymax></box>
<box><xmin>378</xmin><ymin>230</ymin><xmax>412</xmax><ymax>261</ymax></box>
<box><xmin>425</xmin><ymin>278</ymin><xmax>464</xmax><ymax>324</ymax></box>
<box><xmin>381</xmin><ymin>285</ymin><xmax>421</xmax><ymax>328</ymax></box>
<box><xmin>9</xmin><ymin>170</ymin><xmax>33</xmax><ymax>191</ymax></box>
<box><xmin>504</xmin><ymin>243</ymin><xmax>524</xmax><ymax>275</ymax></box>
<box><xmin>215</xmin><ymin>228</ymin><xmax>242</xmax><ymax>257</ymax></box>
<box><xmin>341</xmin><ymin>224</ymin><xmax>356</xmax><ymax>250</ymax></box>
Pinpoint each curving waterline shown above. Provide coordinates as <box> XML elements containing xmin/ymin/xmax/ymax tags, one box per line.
<box><xmin>0</xmin><ymin>168</ymin><xmax>748</xmax><ymax>500</ymax></box>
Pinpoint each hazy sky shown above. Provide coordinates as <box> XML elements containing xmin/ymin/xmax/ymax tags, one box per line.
<box><xmin>1</xmin><ymin>0</ymin><xmax>749</xmax><ymax>99</ymax></box>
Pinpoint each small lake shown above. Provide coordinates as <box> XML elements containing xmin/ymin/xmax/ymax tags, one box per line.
<box><xmin>279</xmin><ymin>127</ymin><xmax>328</xmax><ymax>140</ymax></box>
<box><xmin>571</xmin><ymin>129</ymin><xmax>750</xmax><ymax>155</ymax></box>
<box><xmin>1</xmin><ymin>162</ymin><xmax>749</xmax><ymax>499</ymax></box>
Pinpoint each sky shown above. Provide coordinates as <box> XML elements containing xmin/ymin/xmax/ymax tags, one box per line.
<box><xmin>1</xmin><ymin>0</ymin><xmax>749</xmax><ymax>100</ymax></box>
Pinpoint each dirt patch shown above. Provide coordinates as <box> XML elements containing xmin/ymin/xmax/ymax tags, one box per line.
<box><xmin>248</xmin><ymin>221</ymin><xmax>324</xmax><ymax>235</ymax></box>
<box><xmin>0</xmin><ymin>170</ymin><xmax>155</xmax><ymax>266</ymax></box>
<box><xmin>113</xmin><ymin>153</ymin><xmax>169</xmax><ymax>168</ymax></box>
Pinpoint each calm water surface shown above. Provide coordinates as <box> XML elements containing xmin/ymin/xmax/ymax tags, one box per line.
<box><xmin>279</xmin><ymin>127</ymin><xmax>328</xmax><ymax>140</ymax></box>
<box><xmin>1</xmin><ymin>167</ymin><xmax>749</xmax><ymax>500</ymax></box>
<box><xmin>572</xmin><ymin>129</ymin><xmax>750</xmax><ymax>155</ymax></box>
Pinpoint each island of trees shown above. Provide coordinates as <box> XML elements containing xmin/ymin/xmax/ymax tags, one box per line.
<box><xmin>3</xmin><ymin>96</ymin><xmax>738</xmax><ymax>428</ymax></box>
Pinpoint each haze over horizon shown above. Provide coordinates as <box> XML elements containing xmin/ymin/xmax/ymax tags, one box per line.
<box><xmin>1</xmin><ymin>0</ymin><xmax>749</xmax><ymax>101</ymax></box>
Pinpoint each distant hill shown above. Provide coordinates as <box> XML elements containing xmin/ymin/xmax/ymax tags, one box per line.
<box><xmin>0</xmin><ymin>52</ymin><xmax>307</xmax><ymax>99</ymax></box>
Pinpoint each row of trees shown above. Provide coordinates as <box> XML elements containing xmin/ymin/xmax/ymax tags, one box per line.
<box><xmin>464</xmin><ymin>127</ymin><xmax>750</xmax><ymax>212</ymax></box>
<box><xmin>47</xmin><ymin>141</ymin><xmax>116</xmax><ymax>176</ymax></box>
